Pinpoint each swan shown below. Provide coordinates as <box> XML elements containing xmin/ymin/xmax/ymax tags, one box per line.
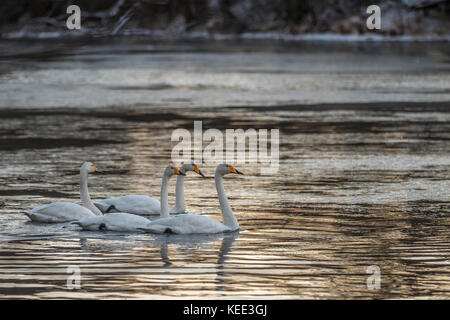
<box><xmin>73</xmin><ymin>164</ymin><xmax>184</xmax><ymax>231</ymax></box>
<box><xmin>171</xmin><ymin>161</ymin><xmax>205</xmax><ymax>214</ymax></box>
<box><xmin>138</xmin><ymin>163</ymin><xmax>243</xmax><ymax>234</ymax></box>
<box><xmin>94</xmin><ymin>161</ymin><xmax>205</xmax><ymax>215</ymax></box>
<box><xmin>72</xmin><ymin>212</ymin><xmax>151</xmax><ymax>232</ymax></box>
<box><xmin>23</xmin><ymin>162</ymin><xmax>103</xmax><ymax>223</ymax></box>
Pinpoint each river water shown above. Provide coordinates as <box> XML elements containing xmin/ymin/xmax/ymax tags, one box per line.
<box><xmin>0</xmin><ymin>38</ymin><xmax>449</xmax><ymax>299</ymax></box>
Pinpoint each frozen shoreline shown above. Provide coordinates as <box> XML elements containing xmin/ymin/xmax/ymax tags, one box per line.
<box><xmin>3</xmin><ymin>29</ymin><xmax>450</xmax><ymax>42</ymax></box>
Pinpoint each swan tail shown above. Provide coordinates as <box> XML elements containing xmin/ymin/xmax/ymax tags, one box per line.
<box><xmin>23</xmin><ymin>212</ymin><xmax>58</xmax><ymax>223</ymax></box>
<box><xmin>22</xmin><ymin>211</ymin><xmax>32</xmax><ymax>219</ymax></box>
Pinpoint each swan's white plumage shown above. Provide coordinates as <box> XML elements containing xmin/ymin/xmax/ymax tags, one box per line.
<box><xmin>94</xmin><ymin>195</ymin><xmax>186</xmax><ymax>215</ymax></box>
<box><xmin>75</xmin><ymin>164</ymin><xmax>184</xmax><ymax>232</ymax></box>
<box><xmin>24</xmin><ymin>162</ymin><xmax>101</xmax><ymax>223</ymax></box>
<box><xmin>94</xmin><ymin>162</ymin><xmax>203</xmax><ymax>215</ymax></box>
<box><xmin>25</xmin><ymin>201</ymin><xmax>95</xmax><ymax>223</ymax></box>
<box><xmin>139</xmin><ymin>163</ymin><xmax>242</xmax><ymax>235</ymax></box>
<box><xmin>95</xmin><ymin>195</ymin><xmax>161</xmax><ymax>215</ymax></box>
<box><xmin>138</xmin><ymin>214</ymin><xmax>232</xmax><ymax>234</ymax></box>
<box><xmin>74</xmin><ymin>212</ymin><xmax>150</xmax><ymax>232</ymax></box>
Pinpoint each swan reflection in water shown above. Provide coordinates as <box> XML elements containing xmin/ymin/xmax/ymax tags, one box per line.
<box><xmin>75</xmin><ymin>230</ymin><xmax>240</xmax><ymax>292</ymax></box>
<box><xmin>149</xmin><ymin>230</ymin><xmax>240</xmax><ymax>266</ymax></box>
<box><xmin>149</xmin><ymin>231</ymin><xmax>240</xmax><ymax>292</ymax></box>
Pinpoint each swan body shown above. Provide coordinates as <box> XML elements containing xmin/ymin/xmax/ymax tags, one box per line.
<box><xmin>95</xmin><ymin>195</ymin><xmax>161</xmax><ymax>215</ymax></box>
<box><xmin>73</xmin><ymin>164</ymin><xmax>184</xmax><ymax>232</ymax></box>
<box><xmin>139</xmin><ymin>163</ymin><xmax>243</xmax><ymax>235</ymax></box>
<box><xmin>73</xmin><ymin>212</ymin><xmax>150</xmax><ymax>232</ymax></box>
<box><xmin>24</xmin><ymin>201</ymin><xmax>95</xmax><ymax>223</ymax></box>
<box><xmin>138</xmin><ymin>214</ymin><xmax>232</xmax><ymax>234</ymax></box>
<box><xmin>94</xmin><ymin>162</ymin><xmax>204</xmax><ymax>215</ymax></box>
<box><xmin>24</xmin><ymin>162</ymin><xmax>102</xmax><ymax>223</ymax></box>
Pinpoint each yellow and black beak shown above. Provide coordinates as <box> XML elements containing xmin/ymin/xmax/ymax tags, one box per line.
<box><xmin>229</xmin><ymin>165</ymin><xmax>243</xmax><ymax>175</ymax></box>
<box><xmin>173</xmin><ymin>167</ymin><xmax>185</xmax><ymax>176</ymax></box>
<box><xmin>93</xmin><ymin>165</ymin><xmax>99</xmax><ymax>173</ymax></box>
<box><xmin>194</xmin><ymin>165</ymin><xmax>206</xmax><ymax>178</ymax></box>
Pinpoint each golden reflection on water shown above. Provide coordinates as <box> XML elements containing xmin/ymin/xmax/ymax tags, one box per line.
<box><xmin>0</xmin><ymin>105</ymin><xmax>450</xmax><ymax>299</ymax></box>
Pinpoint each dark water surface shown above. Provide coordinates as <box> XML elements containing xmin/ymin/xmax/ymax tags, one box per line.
<box><xmin>0</xmin><ymin>39</ymin><xmax>449</xmax><ymax>299</ymax></box>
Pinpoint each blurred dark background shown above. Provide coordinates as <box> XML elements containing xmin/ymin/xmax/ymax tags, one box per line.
<box><xmin>0</xmin><ymin>0</ymin><xmax>449</xmax><ymax>38</ymax></box>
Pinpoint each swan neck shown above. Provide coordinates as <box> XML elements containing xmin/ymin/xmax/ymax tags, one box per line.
<box><xmin>160</xmin><ymin>175</ymin><xmax>170</xmax><ymax>218</ymax></box>
<box><xmin>215</xmin><ymin>171</ymin><xmax>239</xmax><ymax>230</ymax></box>
<box><xmin>174</xmin><ymin>175</ymin><xmax>186</xmax><ymax>212</ymax></box>
<box><xmin>80</xmin><ymin>167</ymin><xmax>102</xmax><ymax>216</ymax></box>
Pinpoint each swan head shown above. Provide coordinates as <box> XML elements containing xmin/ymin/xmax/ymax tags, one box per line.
<box><xmin>216</xmin><ymin>163</ymin><xmax>244</xmax><ymax>176</ymax></box>
<box><xmin>81</xmin><ymin>162</ymin><xmax>99</xmax><ymax>174</ymax></box>
<box><xmin>164</xmin><ymin>164</ymin><xmax>185</xmax><ymax>178</ymax></box>
<box><xmin>181</xmin><ymin>161</ymin><xmax>206</xmax><ymax>177</ymax></box>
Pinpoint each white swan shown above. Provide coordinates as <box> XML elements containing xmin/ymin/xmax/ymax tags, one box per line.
<box><xmin>94</xmin><ymin>162</ymin><xmax>205</xmax><ymax>215</ymax></box>
<box><xmin>138</xmin><ymin>163</ymin><xmax>243</xmax><ymax>234</ymax></box>
<box><xmin>23</xmin><ymin>162</ymin><xmax>103</xmax><ymax>223</ymax></box>
<box><xmin>73</xmin><ymin>165</ymin><xmax>184</xmax><ymax>231</ymax></box>
<box><xmin>172</xmin><ymin>161</ymin><xmax>205</xmax><ymax>214</ymax></box>
<box><xmin>72</xmin><ymin>212</ymin><xmax>151</xmax><ymax>232</ymax></box>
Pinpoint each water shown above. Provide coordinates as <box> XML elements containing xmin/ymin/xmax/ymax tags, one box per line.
<box><xmin>0</xmin><ymin>38</ymin><xmax>449</xmax><ymax>299</ymax></box>
<box><xmin>1</xmin><ymin>38</ymin><xmax>449</xmax><ymax>109</ymax></box>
